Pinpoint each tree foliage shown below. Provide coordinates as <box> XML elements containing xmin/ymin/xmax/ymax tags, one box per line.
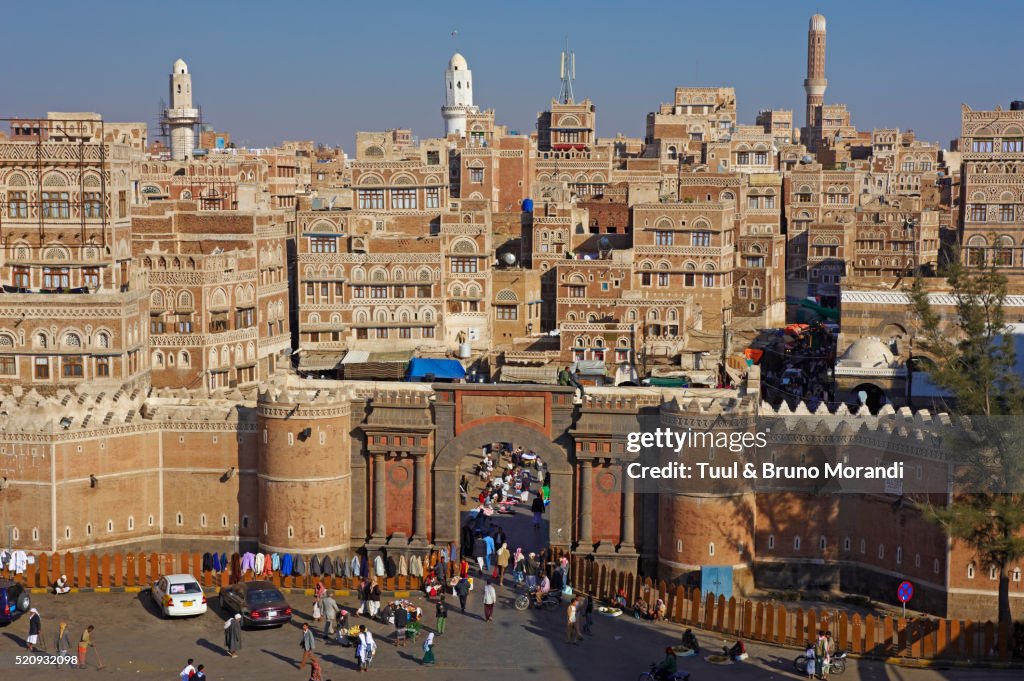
<box><xmin>910</xmin><ymin>255</ymin><xmax>1024</xmax><ymax>628</ymax></box>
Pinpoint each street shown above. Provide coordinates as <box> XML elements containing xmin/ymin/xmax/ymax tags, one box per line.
<box><xmin>0</xmin><ymin>588</ymin><xmax>1017</xmax><ymax>681</ymax></box>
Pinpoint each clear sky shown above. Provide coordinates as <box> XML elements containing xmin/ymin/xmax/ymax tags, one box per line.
<box><xmin>1</xmin><ymin>0</ymin><xmax>1019</xmax><ymax>150</ymax></box>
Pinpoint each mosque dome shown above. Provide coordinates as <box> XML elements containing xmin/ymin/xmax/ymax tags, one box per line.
<box><xmin>449</xmin><ymin>52</ymin><xmax>468</xmax><ymax>71</ymax></box>
<box><xmin>839</xmin><ymin>337</ymin><xmax>894</xmax><ymax>368</ymax></box>
<box><xmin>173</xmin><ymin>58</ymin><xmax>188</xmax><ymax>75</ymax></box>
<box><xmin>809</xmin><ymin>14</ymin><xmax>826</xmax><ymax>32</ymax></box>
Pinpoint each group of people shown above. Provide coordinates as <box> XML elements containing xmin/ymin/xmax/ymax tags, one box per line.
<box><xmin>805</xmin><ymin>630</ymin><xmax>837</xmax><ymax>679</ymax></box>
<box><xmin>632</xmin><ymin>596</ymin><xmax>668</xmax><ymax>621</ymax></box>
<box><xmin>22</xmin><ymin>609</ymin><xmax>97</xmax><ymax>670</ymax></box>
<box><xmin>179</xmin><ymin>659</ymin><xmax>209</xmax><ymax>680</ymax></box>
<box><xmin>557</xmin><ymin>366</ymin><xmax>586</xmax><ymax>398</ymax></box>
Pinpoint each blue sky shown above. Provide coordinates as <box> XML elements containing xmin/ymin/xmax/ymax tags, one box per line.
<box><xmin>1</xmin><ymin>1</ymin><xmax>1018</xmax><ymax>150</ymax></box>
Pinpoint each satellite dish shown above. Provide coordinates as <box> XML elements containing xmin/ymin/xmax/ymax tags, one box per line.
<box><xmin>858</xmin><ymin>390</ymin><xmax>868</xmax><ymax>404</ymax></box>
<box><xmin>800</xmin><ymin>155</ymin><xmax>813</xmax><ymax>164</ymax></box>
<box><xmin>501</xmin><ymin>252</ymin><xmax>516</xmax><ymax>266</ymax></box>
<box><xmin>598</xmin><ymin>236</ymin><xmax>611</xmax><ymax>250</ymax></box>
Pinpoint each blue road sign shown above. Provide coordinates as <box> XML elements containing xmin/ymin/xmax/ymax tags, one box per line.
<box><xmin>897</xmin><ymin>581</ymin><xmax>914</xmax><ymax>603</ymax></box>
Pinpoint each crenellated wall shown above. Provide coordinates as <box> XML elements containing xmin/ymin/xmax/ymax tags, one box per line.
<box><xmin>0</xmin><ymin>378</ymin><xmax>1021</xmax><ymax>619</ymax></box>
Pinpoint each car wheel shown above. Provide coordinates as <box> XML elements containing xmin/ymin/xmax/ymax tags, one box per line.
<box><xmin>16</xmin><ymin>592</ymin><xmax>30</xmax><ymax>613</ymax></box>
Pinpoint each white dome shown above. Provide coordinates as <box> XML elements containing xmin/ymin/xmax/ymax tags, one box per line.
<box><xmin>449</xmin><ymin>52</ymin><xmax>468</xmax><ymax>71</ymax></box>
<box><xmin>840</xmin><ymin>337</ymin><xmax>894</xmax><ymax>367</ymax></box>
<box><xmin>809</xmin><ymin>14</ymin><xmax>826</xmax><ymax>32</ymax></box>
<box><xmin>173</xmin><ymin>58</ymin><xmax>189</xmax><ymax>75</ymax></box>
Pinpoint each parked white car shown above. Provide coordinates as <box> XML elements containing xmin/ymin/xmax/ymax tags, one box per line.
<box><xmin>151</xmin><ymin>574</ymin><xmax>207</xmax><ymax>618</ymax></box>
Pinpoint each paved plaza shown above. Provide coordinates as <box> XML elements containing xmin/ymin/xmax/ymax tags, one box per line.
<box><xmin>0</xmin><ymin>586</ymin><xmax>1018</xmax><ymax>681</ymax></box>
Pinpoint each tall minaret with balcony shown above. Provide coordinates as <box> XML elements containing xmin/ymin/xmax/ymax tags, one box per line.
<box><xmin>165</xmin><ymin>58</ymin><xmax>200</xmax><ymax>161</ymax></box>
<box><xmin>803</xmin><ymin>14</ymin><xmax>827</xmax><ymax>149</ymax></box>
<box><xmin>442</xmin><ymin>53</ymin><xmax>476</xmax><ymax>137</ymax></box>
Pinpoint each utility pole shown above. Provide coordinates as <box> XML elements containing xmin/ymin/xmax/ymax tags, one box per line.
<box><xmin>906</xmin><ymin>337</ymin><xmax>914</xmax><ymax>410</ymax></box>
<box><xmin>720</xmin><ymin>305</ymin><xmax>732</xmax><ymax>387</ymax></box>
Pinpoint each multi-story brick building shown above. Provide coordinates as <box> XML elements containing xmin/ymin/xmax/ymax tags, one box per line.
<box><xmin>0</xmin><ymin>114</ymin><xmax>149</xmax><ymax>392</ymax></box>
<box><xmin>645</xmin><ymin>87</ymin><xmax>738</xmax><ymax>165</ymax></box>
<box><xmin>131</xmin><ymin>201</ymin><xmax>292</xmax><ymax>392</ymax></box>
<box><xmin>957</xmin><ymin>102</ymin><xmax>1024</xmax><ymax>274</ymax></box>
<box><xmin>785</xmin><ymin>164</ymin><xmax>863</xmax><ymax>305</ymax></box>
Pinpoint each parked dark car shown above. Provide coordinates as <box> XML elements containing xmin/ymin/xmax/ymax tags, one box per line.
<box><xmin>218</xmin><ymin>580</ymin><xmax>291</xmax><ymax>628</ymax></box>
<box><xmin>0</xmin><ymin>579</ymin><xmax>30</xmax><ymax>625</ymax></box>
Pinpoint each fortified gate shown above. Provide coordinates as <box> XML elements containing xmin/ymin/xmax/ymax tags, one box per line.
<box><xmin>341</xmin><ymin>382</ymin><xmax>651</xmax><ymax>576</ymax></box>
<box><xmin>4</xmin><ymin>374</ymin><xmax>994</xmax><ymax>617</ymax></box>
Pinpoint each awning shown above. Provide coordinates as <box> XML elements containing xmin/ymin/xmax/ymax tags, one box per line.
<box><xmin>407</xmin><ymin>358</ymin><xmax>466</xmax><ymax>381</ymax></box>
<box><xmin>647</xmin><ymin>376</ymin><xmax>690</xmax><ymax>388</ymax></box>
<box><xmin>340</xmin><ymin>350</ymin><xmax>413</xmax><ymax>380</ymax></box>
<box><xmin>299</xmin><ymin>351</ymin><xmax>344</xmax><ymax>371</ymax></box>
<box><xmin>571</xmin><ymin>359</ymin><xmax>607</xmax><ymax>377</ymax></box>
<box><xmin>498</xmin><ymin>365</ymin><xmax>559</xmax><ymax>385</ymax></box>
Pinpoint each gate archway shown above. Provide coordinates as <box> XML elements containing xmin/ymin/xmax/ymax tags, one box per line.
<box><xmin>432</xmin><ymin>422</ymin><xmax>574</xmax><ymax>552</ymax></box>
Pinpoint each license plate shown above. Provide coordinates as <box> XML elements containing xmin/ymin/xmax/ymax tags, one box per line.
<box><xmin>183</xmin><ymin>601</ymin><xmax>193</xmax><ymax>607</ymax></box>
<box><xmin>267</xmin><ymin>610</ymin><xmax>276</xmax><ymax>617</ymax></box>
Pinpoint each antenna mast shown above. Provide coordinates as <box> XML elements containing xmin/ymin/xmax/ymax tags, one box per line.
<box><xmin>558</xmin><ymin>38</ymin><xmax>575</xmax><ymax>104</ymax></box>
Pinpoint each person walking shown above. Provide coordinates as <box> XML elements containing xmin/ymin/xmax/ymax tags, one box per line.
<box><xmin>56</xmin><ymin>621</ymin><xmax>71</xmax><ymax>663</ymax></box>
<box><xmin>531</xmin><ymin>494</ymin><xmax>545</xmax><ymax>528</ymax></box>
<box><xmin>356</xmin><ymin>625</ymin><xmax>376</xmax><ymax>672</ymax></box>
<box><xmin>482</xmin><ymin>579</ymin><xmax>496</xmax><ymax>622</ymax></box>
<box><xmin>566</xmin><ymin>597</ymin><xmax>580</xmax><ymax>644</ymax></box>
<box><xmin>357</xmin><ymin>578</ymin><xmax>370</xmax><ymax>617</ymax></box>
<box><xmin>299</xmin><ymin>623</ymin><xmax>316</xmax><ymax>671</ymax></box>
<box><xmin>224</xmin><ymin>613</ymin><xmax>242</xmax><ymax>658</ymax></box>
<box><xmin>459</xmin><ymin>475</ymin><xmax>469</xmax><ymax>506</ymax></box>
<box><xmin>435</xmin><ymin>595</ymin><xmax>448</xmax><ymax>635</ymax></box>
<box><xmin>26</xmin><ymin>608</ymin><xmax>41</xmax><ymax>652</ymax></box>
<box><xmin>393</xmin><ymin>601</ymin><xmax>408</xmax><ymax>643</ymax></box>
<box><xmin>454</xmin><ymin>576</ymin><xmax>470</xmax><ymax>613</ymax></box>
<box><xmin>472</xmin><ymin>533</ymin><xmax>487</xmax><ymax>574</ymax></box>
<box><xmin>77</xmin><ymin>625</ymin><xmax>95</xmax><ymax>669</ymax></box>
<box><xmin>320</xmin><ymin>591</ymin><xmax>340</xmax><ymax>642</ymax></box>
<box><xmin>483</xmin><ymin>532</ymin><xmax>495</xmax><ymax>572</ymax></box>
<box><xmin>368</xmin><ymin>580</ymin><xmax>382</xmax><ymax>619</ymax></box>
<box><xmin>495</xmin><ymin>543</ymin><xmax>510</xmax><ymax>584</ymax></box>
<box><xmin>422</xmin><ymin>632</ymin><xmax>435</xmax><ymax>665</ymax></box>
<box><xmin>582</xmin><ymin>593</ymin><xmax>594</xmax><ymax>635</ymax></box>
<box><xmin>193</xmin><ymin>664</ymin><xmax>207</xmax><ymax>680</ymax></box>
<box><xmin>179</xmin><ymin>659</ymin><xmax>196</xmax><ymax>681</ymax></box>
<box><xmin>512</xmin><ymin>548</ymin><xmax>525</xmax><ymax>586</ymax></box>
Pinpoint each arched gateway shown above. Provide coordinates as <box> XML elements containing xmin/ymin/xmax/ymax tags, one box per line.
<box><xmin>354</xmin><ymin>383</ymin><xmax>642</xmax><ymax>576</ymax></box>
<box><xmin>430</xmin><ymin>385</ymin><xmax>576</xmax><ymax>552</ymax></box>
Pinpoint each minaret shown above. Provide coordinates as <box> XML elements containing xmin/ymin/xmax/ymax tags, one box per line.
<box><xmin>804</xmin><ymin>14</ymin><xmax>827</xmax><ymax>134</ymax></box>
<box><xmin>165</xmin><ymin>58</ymin><xmax>199</xmax><ymax>161</ymax></box>
<box><xmin>442</xmin><ymin>53</ymin><xmax>475</xmax><ymax>137</ymax></box>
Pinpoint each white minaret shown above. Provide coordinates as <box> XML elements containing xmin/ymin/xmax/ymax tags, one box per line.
<box><xmin>165</xmin><ymin>58</ymin><xmax>200</xmax><ymax>161</ymax></box>
<box><xmin>442</xmin><ymin>52</ymin><xmax>476</xmax><ymax>137</ymax></box>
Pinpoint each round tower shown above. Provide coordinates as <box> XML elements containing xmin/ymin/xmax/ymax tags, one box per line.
<box><xmin>257</xmin><ymin>384</ymin><xmax>352</xmax><ymax>555</ymax></box>
<box><xmin>804</xmin><ymin>14</ymin><xmax>828</xmax><ymax>131</ymax></box>
<box><xmin>656</xmin><ymin>399</ymin><xmax>757</xmax><ymax>594</ymax></box>
<box><xmin>442</xmin><ymin>52</ymin><xmax>475</xmax><ymax>137</ymax></box>
<box><xmin>165</xmin><ymin>58</ymin><xmax>200</xmax><ymax>161</ymax></box>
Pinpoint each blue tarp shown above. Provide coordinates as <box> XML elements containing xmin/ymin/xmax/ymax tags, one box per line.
<box><xmin>407</xmin><ymin>358</ymin><xmax>466</xmax><ymax>381</ymax></box>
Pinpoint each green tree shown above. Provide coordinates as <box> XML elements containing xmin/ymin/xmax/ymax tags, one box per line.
<box><xmin>910</xmin><ymin>256</ymin><xmax>1024</xmax><ymax>629</ymax></box>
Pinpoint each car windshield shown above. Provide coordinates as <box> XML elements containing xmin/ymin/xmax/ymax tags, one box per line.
<box><xmin>248</xmin><ymin>589</ymin><xmax>284</xmax><ymax>605</ymax></box>
<box><xmin>169</xmin><ymin>582</ymin><xmax>201</xmax><ymax>595</ymax></box>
